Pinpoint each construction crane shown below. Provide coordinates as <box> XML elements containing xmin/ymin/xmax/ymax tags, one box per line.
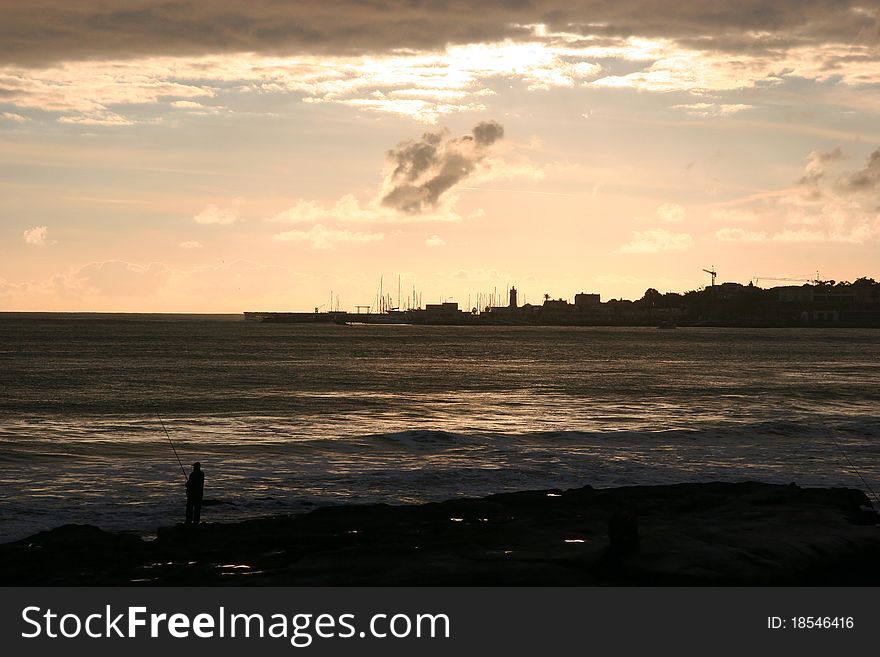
<box><xmin>702</xmin><ymin>267</ymin><xmax>717</xmax><ymax>287</ymax></box>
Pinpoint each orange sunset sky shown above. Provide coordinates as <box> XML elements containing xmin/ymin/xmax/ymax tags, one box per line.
<box><xmin>2</xmin><ymin>1</ymin><xmax>880</xmax><ymax>312</ymax></box>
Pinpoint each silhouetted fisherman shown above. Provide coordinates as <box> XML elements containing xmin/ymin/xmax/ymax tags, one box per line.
<box><xmin>185</xmin><ymin>462</ymin><xmax>205</xmax><ymax>525</ymax></box>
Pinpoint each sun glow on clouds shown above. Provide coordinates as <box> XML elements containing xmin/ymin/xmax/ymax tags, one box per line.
<box><xmin>1</xmin><ymin>22</ymin><xmax>879</xmax><ymax>131</ymax></box>
<box><xmin>1</xmin><ymin>39</ymin><xmax>604</xmax><ymax>124</ymax></box>
<box><xmin>10</xmin><ymin>25</ymin><xmax>879</xmax><ymax>126</ymax></box>
<box><xmin>671</xmin><ymin>103</ymin><xmax>753</xmax><ymax>118</ymax></box>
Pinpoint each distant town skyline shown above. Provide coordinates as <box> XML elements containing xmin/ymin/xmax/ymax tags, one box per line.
<box><xmin>2</xmin><ymin>1</ymin><xmax>880</xmax><ymax>312</ymax></box>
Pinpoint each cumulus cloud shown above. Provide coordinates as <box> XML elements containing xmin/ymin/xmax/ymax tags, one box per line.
<box><xmin>656</xmin><ymin>202</ymin><xmax>686</xmax><ymax>223</ymax></box>
<box><xmin>1</xmin><ymin>111</ymin><xmax>29</xmax><ymax>122</ymax></box>
<box><xmin>193</xmin><ymin>200</ymin><xmax>242</xmax><ymax>225</ymax></box>
<box><xmin>178</xmin><ymin>240</ymin><xmax>203</xmax><ymax>249</ymax></box>
<box><xmin>381</xmin><ymin>121</ymin><xmax>504</xmax><ymax>213</ymax></box>
<box><xmin>619</xmin><ymin>229</ymin><xmax>693</xmax><ymax>253</ymax></box>
<box><xmin>23</xmin><ymin>226</ymin><xmax>49</xmax><ymax>245</ymax></box>
<box><xmin>272</xmin><ymin>224</ymin><xmax>384</xmax><ymax>250</ymax></box>
<box><xmin>425</xmin><ymin>235</ymin><xmax>446</xmax><ymax>247</ymax></box>
<box><xmin>714</xmin><ymin>146</ymin><xmax>880</xmax><ymax>244</ymax></box>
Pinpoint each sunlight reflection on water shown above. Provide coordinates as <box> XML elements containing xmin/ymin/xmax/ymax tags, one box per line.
<box><xmin>1</xmin><ymin>321</ymin><xmax>879</xmax><ymax>541</ymax></box>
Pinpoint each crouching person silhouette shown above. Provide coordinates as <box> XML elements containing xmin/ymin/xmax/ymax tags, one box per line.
<box><xmin>185</xmin><ymin>462</ymin><xmax>205</xmax><ymax>525</ymax></box>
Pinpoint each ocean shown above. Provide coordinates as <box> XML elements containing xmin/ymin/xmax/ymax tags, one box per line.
<box><xmin>1</xmin><ymin>314</ymin><xmax>879</xmax><ymax>542</ymax></box>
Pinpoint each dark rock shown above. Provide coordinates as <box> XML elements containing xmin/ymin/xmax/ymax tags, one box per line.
<box><xmin>1</xmin><ymin>482</ymin><xmax>878</xmax><ymax>586</ymax></box>
<box><xmin>608</xmin><ymin>508</ymin><xmax>639</xmax><ymax>556</ymax></box>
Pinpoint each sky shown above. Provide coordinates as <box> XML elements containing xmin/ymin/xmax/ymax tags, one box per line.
<box><xmin>2</xmin><ymin>0</ymin><xmax>880</xmax><ymax>312</ymax></box>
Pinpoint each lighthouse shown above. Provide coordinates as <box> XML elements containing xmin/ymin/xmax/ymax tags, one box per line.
<box><xmin>509</xmin><ymin>286</ymin><xmax>518</xmax><ymax>308</ymax></box>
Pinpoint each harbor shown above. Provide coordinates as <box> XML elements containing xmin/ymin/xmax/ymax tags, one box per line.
<box><xmin>245</xmin><ymin>274</ymin><xmax>880</xmax><ymax>328</ymax></box>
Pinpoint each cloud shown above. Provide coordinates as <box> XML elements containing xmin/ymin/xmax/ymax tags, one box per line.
<box><xmin>0</xmin><ymin>42</ymin><xmax>601</xmax><ymax>125</ymax></box>
<box><xmin>170</xmin><ymin>100</ymin><xmax>226</xmax><ymax>115</ymax></box>
<box><xmin>270</xmin><ymin>200</ymin><xmax>329</xmax><ymax>225</ymax></box>
<box><xmin>619</xmin><ymin>229</ymin><xmax>693</xmax><ymax>253</ymax></box>
<box><xmin>304</xmin><ymin>96</ymin><xmax>489</xmax><ymax>125</ymax></box>
<box><xmin>425</xmin><ymin>235</ymin><xmax>446</xmax><ymax>247</ymax></box>
<box><xmin>656</xmin><ymin>202</ymin><xmax>686</xmax><ymax>223</ymax></box>
<box><xmin>381</xmin><ymin>121</ymin><xmax>504</xmax><ymax>213</ymax></box>
<box><xmin>714</xmin><ymin>146</ymin><xmax>880</xmax><ymax>244</ymax></box>
<box><xmin>57</xmin><ymin>112</ymin><xmax>134</xmax><ymax>126</ymax></box>
<box><xmin>23</xmin><ymin>226</ymin><xmax>49</xmax><ymax>245</ymax></box>
<box><xmin>193</xmin><ymin>200</ymin><xmax>242</xmax><ymax>225</ymax></box>
<box><xmin>0</xmin><ymin>277</ymin><xmax>29</xmax><ymax>300</ymax></box>
<box><xmin>266</xmin><ymin>121</ymin><xmax>513</xmax><ymax>227</ymax></box>
<box><xmin>1</xmin><ymin>111</ymin><xmax>29</xmax><ymax>122</ymax></box>
<box><xmin>272</xmin><ymin>224</ymin><xmax>384</xmax><ymax>250</ymax></box>
<box><xmin>799</xmin><ymin>146</ymin><xmax>845</xmax><ymax>187</ymax></box>
<box><xmin>3</xmin><ymin>8</ymin><xmax>880</xmax><ymax>125</ymax></box>
<box><xmin>0</xmin><ymin>58</ymin><xmax>214</xmax><ymax>119</ymax></box>
<box><xmin>0</xmin><ymin>2</ymin><xmax>874</xmax><ymax>67</ymax></box>
<box><xmin>671</xmin><ymin>102</ymin><xmax>752</xmax><ymax>117</ymax></box>
<box><xmin>178</xmin><ymin>240</ymin><xmax>203</xmax><ymax>249</ymax></box>
<box><xmin>591</xmin><ymin>39</ymin><xmax>880</xmax><ymax>93</ymax></box>
<box><xmin>842</xmin><ymin>148</ymin><xmax>880</xmax><ymax>192</ymax></box>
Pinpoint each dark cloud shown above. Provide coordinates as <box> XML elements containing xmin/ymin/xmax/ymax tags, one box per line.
<box><xmin>0</xmin><ymin>1</ymin><xmax>876</xmax><ymax>66</ymax></box>
<box><xmin>798</xmin><ymin>146</ymin><xmax>880</xmax><ymax>198</ymax></box>
<box><xmin>844</xmin><ymin>148</ymin><xmax>880</xmax><ymax>191</ymax></box>
<box><xmin>473</xmin><ymin>121</ymin><xmax>504</xmax><ymax>147</ymax></box>
<box><xmin>381</xmin><ymin>121</ymin><xmax>504</xmax><ymax>214</ymax></box>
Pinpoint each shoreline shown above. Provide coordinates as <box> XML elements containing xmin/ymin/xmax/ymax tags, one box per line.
<box><xmin>2</xmin><ymin>481</ymin><xmax>878</xmax><ymax>586</ymax></box>
<box><xmin>4</xmin><ymin>312</ymin><xmax>880</xmax><ymax>329</ymax></box>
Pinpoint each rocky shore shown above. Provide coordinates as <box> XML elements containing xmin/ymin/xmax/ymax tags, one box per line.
<box><xmin>2</xmin><ymin>481</ymin><xmax>878</xmax><ymax>585</ymax></box>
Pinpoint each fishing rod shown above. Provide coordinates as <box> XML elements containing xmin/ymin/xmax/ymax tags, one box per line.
<box><xmin>157</xmin><ymin>412</ymin><xmax>188</xmax><ymax>481</ymax></box>
<box><xmin>824</xmin><ymin>426</ymin><xmax>880</xmax><ymax>507</ymax></box>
